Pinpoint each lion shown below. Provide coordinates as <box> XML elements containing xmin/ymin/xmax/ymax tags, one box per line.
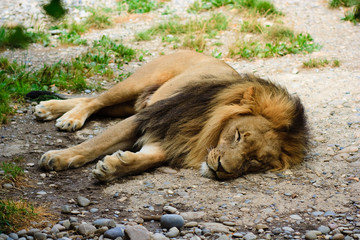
<box><xmin>34</xmin><ymin>50</ymin><xmax>308</xmax><ymax>181</ymax></box>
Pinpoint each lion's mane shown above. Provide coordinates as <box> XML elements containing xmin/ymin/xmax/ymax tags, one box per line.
<box><xmin>135</xmin><ymin>74</ymin><xmax>308</xmax><ymax>172</ymax></box>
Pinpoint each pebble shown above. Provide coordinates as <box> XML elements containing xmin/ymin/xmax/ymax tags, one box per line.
<box><xmin>2</xmin><ymin>183</ymin><xmax>13</xmax><ymax>189</ymax></box>
<box><xmin>33</xmin><ymin>232</ymin><xmax>46</xmax><ymax>240</ymax></box>
<box><xmin>324</xmin><ymin>211</ymin><xmax>336</xmax><ymax>217</ymax></box>
<box><xmin>180</xmin><ymin>211</ymin><xmax>206</xmax><ymax>220</ymax></box>
<box><xmin>93</xmin><ymin>218</ymin><xmax>116</xmax><ymax>228</ymax></box>
<box><xmin>125</xmin><ymin>225</ymin><xmax>150</xmax><ymax>240</ymax></box>
<box><xmin>77</xmin><ymin>223</ymin><xmax>96</xmax><ymax>236</ymax></box>
<box><xmin>318</xmin><ymin>225</ymin><xmax>331</xmax><ymax>234</ymax></box>
<box><xmin>77</xmin><ymin>196</ymin><xmax>90</xmax><ymax>207</ymax></box>
<box><xmin>333</xmin><ymin>233</ymin><xmax>345</xmax><ymax>240</ymax></box>
<box><xmin>152</xmin><ymin>233</ymin><xmax>169</xmax><ymax>240</ymax></box>
<box><xmin>290</xmin><ymin>214</ymin><xmax>302</xmax><ymax>220</ymax></box>
<box><xmin>305</xmin><ymin>231</ymin><xmax>319</xmax><ymax>240</ymax></box>
<box><xmin>104</xmin><ymin>226</ymin><xmax>125</xmax><ymax>239</ymax></box>
<box><xmin>244</xmin><ymin>232</ymin><xmax>257</xmax><ymax>240</ymax></box>
<box><xmin>61</xmin><ymin>205</ymin><xmax>72</xmax><ymax>213</ymax></box>
<box><xmin>166</xmin><ymin>227</ymin><xmax>180</xmax><ymax>238</ymax></box>
<box><xmin>163</xmin><ymin>205</ymin><xmax>178</xmax><ymax>214</ymax></box>
<box><xmin>160</xmin><ymin>214</ymin><xmax>185</xmax><ymax>229</ymax></box>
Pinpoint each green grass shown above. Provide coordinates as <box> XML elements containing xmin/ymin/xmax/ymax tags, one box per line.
<box><xmin>0</xmin><ymin>36</ymin><xmax>137</xmax><ymax>123</ymax></box>
<box><xmin>0</xmin><ymin>162</ymin><xmax>24</xmax><ymax>181</ymax></box>
<box><xmin>303</xmin><ymin>58</ymin><xmax>341</xmax><ymax>68</ymax></box>
<box><xmin>189</xmin><ymin>0</ymin><xmax>282</xmax><ymax>16</ymax></box>
<box><xmin>229</xmin><ymin>33</ymin><xmax>322</xmax><ymax>59</ymax></box>
<box><xmin>118</xmin><ymin>0</ymin><xmax>164</xmax><ymax>13</ymax></box>
<box><xmin>135</xmin><ymin>13</ymin><xmax>228</xmax><ymax>51</ymax></box>
<box><xmin>0</xmin><ymin>26</ymin><xmax>50</xmax><ymax>49</ymax></box>
<box><xmin>329</xmin><ymin>0</ymin><xmax>360</xmax><ymax>23</ymax></box>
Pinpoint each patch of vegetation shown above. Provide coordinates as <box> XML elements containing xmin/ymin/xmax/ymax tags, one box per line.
<box><xmin>0</xmin><ymin>36</ymin><xmax>137</xmax><ymax>123</ymax></box>
<box><xmin>118</xmin><ymin>0</ymin><xmax>164</xmax><ymax>13</ymax></box>
<box><xmin>43</xmin><ymin>0</ymin><xmax>67</xmax><ymax>20</ymax></box>
<box><xmin>0</xmin><ymin>26</ymin><xmax>50</xmax><ymax>49</ymax></box>
<box><xmin>329</xmin><ymin>0</ymin><xmax>360</xmax><ymax>24</ymax></box>
<box><xmin>303</xmin><ymin>58</ymin><xmax>341</xmax><ymax>68</ymax></box>
<box><xmin>229</xmin><ymin>33</ymin><xmax>321</xmax><ymax>59</ymax></box>
<box><xmin>189</xmin><ymin>0</ymin><xmax>282</xmax><ymax>16</ymax></box>
<box><xmin>135</xmin><ymin>13</ymin><xmax>228</xmax><ymax>51</ymax></box>
<box><xmin>0</xmin><ymin>162</ymin><xmax>24</xmax><ymax>181</ymax></box>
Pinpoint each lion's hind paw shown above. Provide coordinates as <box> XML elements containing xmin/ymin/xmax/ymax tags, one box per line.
<box><xmin>92</xmin><ymin>159</ymin><xmax>117</xmax><ymax>182</ymax></box>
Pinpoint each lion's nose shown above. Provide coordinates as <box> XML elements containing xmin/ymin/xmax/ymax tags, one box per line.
<box><xmin>217</xmin><ymin>156</ymin><xmax>228</xmax><ymax>173</ymax></box>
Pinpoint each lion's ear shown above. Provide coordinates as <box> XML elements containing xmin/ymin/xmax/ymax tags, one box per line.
<box><xmin>243</xmin><ymin>86</ymin><xmax>255</xmax><ymax>100</ymax></box>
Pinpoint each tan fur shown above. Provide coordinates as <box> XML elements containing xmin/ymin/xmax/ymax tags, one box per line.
<box><xmin>34</xmin><ymin>51</ymin><xmax>308</xmax><ymax>181</ymax></box>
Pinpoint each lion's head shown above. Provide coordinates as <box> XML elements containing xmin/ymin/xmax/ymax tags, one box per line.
<box><xmin>200</xmin><ymin>115</ymin><xmax>283</xmax><ymax>179</ymax></box>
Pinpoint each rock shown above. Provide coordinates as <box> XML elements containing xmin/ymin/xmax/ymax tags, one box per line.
<box><xmin>62</xmin><ymin>220</ymin><xmax>71</xmax><ymax>229</ymax></box>
<box><xmin>244</xmin><ymin>232</ymin><xmax>257</xmax><ymax>240</ymax></box>
<box><xmin>9</xmin><ymin>233</ymin><xmax>19</xmax><ymax>239</ymax></box>
<box><xmin>324</xmin><ymin>211</ymin><xmax>336</xmax><ymax>217</ymax></box>
<box><xmin>180</xmin><ymin>212</ymin><xmax>206</xmax><ymax>220</ymax></box>
<box><xmin>61</xmin><ymin>205</ymin><xmax>72</xmax><ymax>214</ymax></box>
<box><xmin>77</xmin><ymin>196</ymin><xmax>90</xmax><ymax>207</ymax></box>
<box><xmin>312</xmin><ymin>211</ymin><xmax>324</xmax><ymax>216</ymax></box>
<box><xmin>255</xmin><ymin>224</ymin><xmax>269</xmax><ymax>230</ymax></box>
<box><xmin>290</xmin><ymin>214</ymin><xmax>302</xmax><ymax>220</ymax></box>
<box><xmin>305</xmin><ymin>231</ymin><xmax>318</xmax><ymax>240</ymax></box>
<box><xmin>282</xmin><ymin>226</ymin><xmax>294</xmax><ymax>232</ymax></box>
<box><xmin>318</xmin><ymin>225</ymin><xmax>330</xmax><ymax>234</ymax></box>
<box><xmin>185</xmin><ymin>221</ymin><xmax>198</xmax><ymax>227</ymax></box>
<box><xmin>36</xmin><ymin>191</ymin><xmax>47</xmax><ymax>195</ymax></box>
<box><xmin>152</xmin><ymin>233</ymin><xmax>169</xmax><ymax>240</ymax></box>
<box><xmin>3</xmin><ymin>183</ymin><xmax>13</xmax><ymax>189</ymax></box>
<box><xmin>77</xmin><ymin>223</ymin><xmax>96</xmax><ymax>236</ymax></box>
<box><xmin>33</xmin><ymin>232</ymin><xmax>47</xmax><ymax>240</ymax></box>
<box><xmin>339</xmin><ymin>146</ymin><xmax>358</xmax><ymax>153</ymax></box>
<box><xmin>93</xmin><ymin>218</ymin><xmax>116</xmax><ymax>228</ymax></box>
<box><xmin>163</xmin><ymin>206</ymin><xmax>178</xmax><ymax>214</ymax></box>
<box><xmin>125</xmin><ymin>225</ymin><xmax>150</xmax><ymax>240</ymax></box>
<box><xmin>333</xmin><ymin>233</ymin><xmax>345</xmax><ymax>240</ymax></box>
<box><xmin>17</xmin><ymin>230</ymin><xmax>27</xmax><ymax>237</ymax></box>
<box><xmin>160</xmin><ymin>214</ymin><xmax>185</xmax><ymax>229</ymax></box>
<box><xmin>104</xmin><ymin>226</ymin><xmax>125</xmax><ymax>239</ymax></box>
<box><xmin>200</xmin><ymin>222</ymin><xmax>230</xmax><ymax>233</ymax></box>
<box><xmin>165</xmin><ymin>227</ymin><xmax>180</xmax><ymax>238</ymax></box>
<box><xmin>27</xmin><ymin>229</ymin><xmax>40</xmax><ymax>236</ymax></box>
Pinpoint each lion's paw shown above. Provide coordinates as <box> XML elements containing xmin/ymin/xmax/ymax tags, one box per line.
<box><xmin>92</xmin><ymin>157</ymin><xmax>118</xmax><ymax>182</ymax></box>
<box><xmin>34</xmin><ymin>102</ymin><xmax>62</xmax><ymax>121</ymax></box>
<box><xmin>55</xmin><ymin>110</ymin><xmax>87</xmax><ymax>131</ymax></box>
<box><xmin>39</xmin><ymin>150</ymin><xmax>85</xmax><ymax>171</ymax></box>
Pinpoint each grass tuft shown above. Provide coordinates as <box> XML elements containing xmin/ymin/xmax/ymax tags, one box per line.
<box><xmin>118</xmin><ymin>0</ymin><xmax>164</xmax><ymax>13</ymax></box>
<box><xmin>0</xmin><ymin>26</ymin><xmax>50</xmax><ymax>49</ymax></box>
<box><xmin>303</xmin><ymin>58</ymin><xmax>341</xmax><ymax>68</ymax></box>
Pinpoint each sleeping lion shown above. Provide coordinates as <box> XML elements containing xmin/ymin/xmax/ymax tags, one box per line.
<box><xmin>34</xmin><ymin>50</ymin><xmax>308</xmax><ymax>181</ymax></box>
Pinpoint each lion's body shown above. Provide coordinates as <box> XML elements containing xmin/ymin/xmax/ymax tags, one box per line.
<box><xmin>35</xmin><ymin>51</ymin><xmax>308</xmax><ymax>181</ymax></box>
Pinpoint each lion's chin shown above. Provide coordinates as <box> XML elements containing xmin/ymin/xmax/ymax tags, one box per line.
<box><xmin>200</xmin><ymin>162</ymin><xmax>217</xmax><ymax>179</ymax></box>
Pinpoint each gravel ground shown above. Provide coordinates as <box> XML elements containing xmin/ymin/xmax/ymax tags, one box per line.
<box><xmin>0</xmin><ymin>0</ymin><xmax>360</xmax><ymax>239</ymax></box>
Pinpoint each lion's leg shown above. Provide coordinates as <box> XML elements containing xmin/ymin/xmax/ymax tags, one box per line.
<box><xmin>39</xmin><ymin>116</ymin><xmax>137</xmax><ymax>171</ymax></box>
<box><xmin>92</xmin><ymin>143</ymin><xmax>166</xmax><ymax>182</ymax></box>
<box><xmin>34</xmin><ymin>98</ymin><xmax>89</xmax><ymax>121</ymax></box>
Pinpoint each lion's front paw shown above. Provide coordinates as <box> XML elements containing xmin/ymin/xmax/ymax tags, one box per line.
<box><xmin>92</xmin><ymin>151</ymin><xmax>132</xmax><ymax>182</ymax></box>
<box><xmin>34</xmin><ymin>102</ymin><xmax>63</xmax><ymax>121</ymax></box>
<box><xmin>39</xmin><ymin>150</ymin><xmax>85</xmax><ymax>171</ymax></box>
<box><xmin>55</xmin><ymin>110</ymin><xmax>87</xmax><ymax>131</ymax></box>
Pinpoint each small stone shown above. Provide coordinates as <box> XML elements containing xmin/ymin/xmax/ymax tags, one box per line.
<box><xmin>328</xmin><ymin>223</ymin><xmax>338</xmax><ymax>230</ymax></box>
<box><xmin>152</xmin><ymin>233</ymin><xmax>168</xmax><ymax>240</ymax></box>
<box><xmin>77</xmin><ymin>196</ymin><xmax>90</xmax><ymax>207</ymax></box>
<box><xmin>305</xmin><ymin>231</ymin><xmax>318</xmax><ymax>240</ymax></box>
<box><xmin>9</xmin><ymin>233</ymin><xmax>19</xmax><ymax>239</ymax></box>
<box><xmin>61</xmin><ymin>205</ymin><xmax>72</xmax><ymax>214</ymax></box>
<box><xmin>125</xmin><ymin>225</ymin><xmax>150</xmax><ymax>240</ymax></box>
<box><xmin>201</xmin><ymin>223</ymin><xmax>230</xmax><ymax>234</ymax></box>
<box><xmin>180</xmin><ymin>212</ymin><xmax>206</xmax><ymax>220</ymax></box>
<box><xmin>339</xmin><ymin>146</ymin><xmax>359</xmax><ymax>153</ymax></box>
<box><xmin>33</xmin><ymin>232</ymin><xmax>47</xmax><ymax>240</ymax></box>
<box><xmin>104</xmin><ymin>226</ymin><xmax>125</xmax><ymax>239</ymax></box>
<box><xmin>77</xmin><ymin>223</ymin><xmax>96</xmax><ymax>236</ymax></box>
<box><xmin>272</xmin><ymin>228</ymin><xmax>283</xmax><ymax>235</ymax></box>
<box><xmin>324</xmin><ymin>211</ymin><xmax>336</xmax><ymax>217</ymax></box>
<box><xmin>163</xmin><ymin>205</ymin><xmax>178</xmax><ymax>214</ymax></box>
<box><xmin>290</xmin><ymin>214</ymin><xmax>302</xmax><ymax>220</ymax></box>
<box><xmin>62</xmin><ymin>220</ymin><xmax>71</xmax><ymax>229</ymax></box>
<box><xmin>166</xmin><ymin>227</ymin><xmax>180</xmax><ymax>238</ymax></box>
<box><xmin>17</xmin><ymin>230</ymin><xmax>27</xmax><ymax>237</ymax></box>
<box><xmin>185</xmin><ymin>221</ymin><xmax>198</xmax><ymax>227</ymax></box>
<box><xmin>2</xmin><ymin>183</ymin><xmax>13</xmax><ymax>189</ymax></box>
<box><xmin>244</xmin><ymin>232</ymin><xmax>257</xmax><ymax>240</ymax></box>
<box><xmin>160</xmin><ymin>214</ymin><xmax>184</xmax><ymax>229</ymax></box>
<box><xmin>318</xmin><ymin>225</ymin><xmax>330</xmax><ymax>234</ymax></box>
<box><xmin>255</xmin><ymin>224</ymin><xmax>269</xmax><ymax>230</ymax></box>
<box><xmin>90</xmin><ymin>208</ymin><xmax>98</xmax><ymax>213</ymax></box>
<box><xmin>233</xmin><ymin>232</ymin><xmax>244</xmax><ymax>238</ymax></box>
<box><xmin>93</xmin><ymin>218</ymin><xmax>116</xmax><ymax>228</ymax></box>
<box><xmin>36</xmin><ymin>191</ymin><xmax>47</xmax><ymax>195</ymax></box>
<box><xmin>312</xmin><ymin>211</ymin><xmax>324</xmax><ymax>216</ymax></box>
<box><xmin>27</xmin><ymin>229</ymin><xmax>40</xmax><ymax>236</ymax></box>
<box><xmin>282</xmin><ymin>226</ymin><xmax>294</xmax><ymax>232</ymax></box>
<box><xmin>223</xmin><ymin>221</ymin><xmax>236</xmax><ymax>226</ymax></box>
<box><xmin>333</xmin><ymin>233</ymin><xmax>345</xmax><ymax>240</ymax></box>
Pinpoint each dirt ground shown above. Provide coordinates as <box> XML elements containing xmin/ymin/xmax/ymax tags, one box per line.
<box><xmin>1</xmin><ymin>0</ymin><xmax>360</xmax><ymax>238</ymax></box>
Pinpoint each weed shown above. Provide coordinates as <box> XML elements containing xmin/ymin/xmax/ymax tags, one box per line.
<box><xmin>229</xmin><ymin>33</ymin><xmax>321</xmax><ymax>59</ymax></box>
<box><xmin>240</xmin><ymin>20</ymin><xmax>264</xmax><ymax>33</ymax></box>
<box><xmin>118</xmin><ymin>0</ymin><xmax>163</xmax><ymax>13</ymax></box>
<box><xmin>0</xmin><ymin>162</ymin><xmax>24</xmax><ymax>181</ymax></box>
<box><xmin>303</xmin><ymin>58</ymin><xmax>341</xmax><ymax>68</ymax></box>
<box><xmin>43</xmin><ymin>0</ymin><xmax>67</xmax><ymax>19</ymax></box>
<box><xmin>0</xmin><ymin>26</ymin><xmax>50</xmax><ymax>49</ymax></box>
<box><xmin>329</xmin><ymin>0</ymin><xmax>360</xmax><ymax>23</ymax></box>
<box><xmin>188</xmin><ymin>0</ymin><xmax>282</xmax><ymax>16</ymax></box>
<box><xmin>85</xmin><ymin>8</ymin><xmax>113</xmax><ymax>29</ymax></box>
